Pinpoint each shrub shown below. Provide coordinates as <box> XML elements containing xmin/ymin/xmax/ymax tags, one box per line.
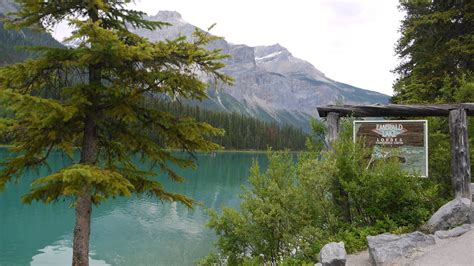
<box><xmin>201</xmin><ymin>120</ymin><xmax>440</xmax><ymax>264</ymax></box>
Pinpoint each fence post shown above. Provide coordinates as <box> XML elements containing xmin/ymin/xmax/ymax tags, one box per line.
<box><xmin>327</xmin><ymin>112</ymin><xmax>340</xmax><ymax>149</ymax></box>
<box><xmin>449</xmin><ymin>108</ymin><xmax>471</xmax><ymax>199</ymax></box>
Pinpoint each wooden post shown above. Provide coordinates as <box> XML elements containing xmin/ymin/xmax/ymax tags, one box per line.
<box><xmin>449</xmin><ymin>108</ymin><xmax>472</xmax><ymax>198</ymax></box>
<box><xmin>327</xmin><ymin>112</ymin><xmax>340</xmax><ymax>149</ymax></box>
<box><xmin>327</xmin><ymin>111</ymin><xmax>351</xmax><ymax>221</ymax></box>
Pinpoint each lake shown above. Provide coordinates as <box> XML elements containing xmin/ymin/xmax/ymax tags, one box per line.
<box><xmin>0</xmin><ymin>151</ymin><xmax>267</xmax><ymax>265</ymax></box>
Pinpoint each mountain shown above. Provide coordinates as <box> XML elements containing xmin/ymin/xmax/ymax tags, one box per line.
<box><xmin>0</xmin><ymin>2</ymin><xmax>388</xmax><ymax>131</ymax></box>
<box><xmin>133</xmin><ymin>11</ymin><xmax>389</xmax><ymax>130</ymax></box>
<box><xmin>0</xmin><ymin>0</ymin><xmax>15</xmax><ymax>14</ymax></box>
<box><xmin>0</xmin><ymin>0</ymin><xmax>62</xmax><ymax>66</ymax></box>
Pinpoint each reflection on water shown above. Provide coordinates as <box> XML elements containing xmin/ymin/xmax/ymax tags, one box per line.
<box><xmin>0</xmin><ymin>151</ymin><xmax>267</xmax><ymax>265</ymax></box>
<box><xmin>32</xmin><ymin>242</ymin><xmax>109</xmax><ymax>266</ymax></box>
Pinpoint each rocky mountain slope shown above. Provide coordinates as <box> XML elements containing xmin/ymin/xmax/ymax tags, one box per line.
<box><xmin>133</xmin><ymin>11</ymin><xmax>389</xmax><ymax>130</ymax></box>
<box><xmin>0</xmin><ymin>0</ymin><xmax>16</xmax><ymax>14</ymax></box>
<box><xmin>0</xmin><ymin>2</ymin><xmax>389</xmax><ymax>131</ymax></box>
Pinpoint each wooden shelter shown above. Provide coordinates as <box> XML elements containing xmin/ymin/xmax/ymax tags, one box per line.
<box><xmin>317</xmin><ymin>103</ymin><xmax>474</xmax><ymax>199</ymax></box>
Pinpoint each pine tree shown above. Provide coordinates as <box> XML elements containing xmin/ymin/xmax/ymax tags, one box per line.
<box><xmin>392</xmin><ymin>0</ymin><xmax>474</xmax><ymax>187</ymax></box>
<box><xmin>393</xmin><ymin>0</ymin><xmax>474</xmax><ymax>104</ymax></box>
<box><xmin>0</xmin><ymin>1</ymin><xmax>231</xmax><ymax>265</ymax></box>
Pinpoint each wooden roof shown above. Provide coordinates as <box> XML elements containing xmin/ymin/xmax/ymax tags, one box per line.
<box><xmin>317</xmin><ymin>103</ymin><xmax>474</xmax><ymax>117</ymax></box>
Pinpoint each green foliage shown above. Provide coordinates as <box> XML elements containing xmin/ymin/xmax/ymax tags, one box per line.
<box><xmin>0</xmin><ymin>0</ymin><xmax>231</xmax><ymax>208</ymax></box>
<box><xmin>329</xmin><ymin>122</ymin><xmax>441</xmax><ymax>227</ymax></box>
<box><xmin>152</xmin><ymin>101</ymin><xmax>308</xmax><ymax>151</ymax></box>
<box><xmin>0</xmin><ymin>94</ymin><xmax>308</xmax><ymax>151</ymax></box>
<box><xmin>305</xmin><ymin>118</ymin><xmax>327</xmax><ymax>153</ymax></box>
<box><xmin>203</xmin><ymin>121</ymin><xmax>440</xmax><ymax>264</ymax></box>
<box><xmin>392</xmin><ymin>0</ymin><xmax>474</xmax><ymax>201</ymax></box>
<box><xmin>424</xmin><ymin>117</ymin><xmax>453</xmax><ymax>198</ymax></box>
<box><xmin>393</xmin><ymin>0</ymin><xmax>474</xmax><ymax>103</ymax></box>
<box><xmin>22</xmin><ymin>164</ymin><xmax>134</xmax><ymax>204</ymax></box>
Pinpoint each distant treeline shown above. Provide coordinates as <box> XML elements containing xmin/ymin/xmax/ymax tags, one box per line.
<box><xmin>156</xmin><ymin>101</ymin><xmax>308</xmax><ymax>151</ymax></box>
<box><xmin>0</xmin><ymin>97</ymin><xmax>307</xmax><ymax>151</ymax></box>
<box><xmin>0</xmin><ymin>19</ymin><xmax>62</xmax><ymax>66</ymax></box>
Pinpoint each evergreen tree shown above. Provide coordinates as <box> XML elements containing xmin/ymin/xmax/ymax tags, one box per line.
<box><xmin>393</xmin><ymin>0</ymin><xmax>473</xmax><ymax>104</ymax></box>
<box><xmin>149</xmin><ymin>100</ymin><xmax>308</xmax><ymax>151</ymax></box>
<box><xmin>0</xmin><ymin>1</ymin><xmax>231</xmax><ymax>265</ymax></box>
<box><xmin>392</xmin><ymin>0</ymin><xmax>474</xmax><ymax>195</ymax></box>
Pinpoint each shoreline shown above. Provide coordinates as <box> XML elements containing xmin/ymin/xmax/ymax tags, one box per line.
<box><xmin>0</xmin><ymin>145</ymin><xmax>303</xmax><ymax>153</ymax></box>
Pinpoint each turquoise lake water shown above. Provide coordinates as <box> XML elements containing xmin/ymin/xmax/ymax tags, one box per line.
<box><xmin>0</xmin><ymin>151</ymin><xmax>267</xmax><ymax>266</ymax></box>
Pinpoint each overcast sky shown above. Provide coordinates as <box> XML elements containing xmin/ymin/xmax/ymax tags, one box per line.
<box><xmin>54</xmin><ymin>0</ymin><xmax>404</xmax><ymax>96</ymax></box>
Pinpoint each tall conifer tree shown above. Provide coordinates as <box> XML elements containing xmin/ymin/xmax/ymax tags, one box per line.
<box><xmin>0</xmin><ymin>1</ymin><xmax>231</xmax><ymax>265</ymax></box>
<box><xmin>393</xmin><ymin>0</ymin><xmax>473</xmax><ymax>103</ymax></box>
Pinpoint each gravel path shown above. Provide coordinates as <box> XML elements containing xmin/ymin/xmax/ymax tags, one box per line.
<box><xmin>346</xmin><ymin>224</ymin><xmax>474</xmax><ymax>266</ymax></box>
<box><xmin>346</xmin><ymin>250</ymin><xmax>371</xmax><ymax>266</ymax></box>
<box><xmin>409</xmin><ymin>226</ymin><xmax>474</xmax><ymax>266</ymax></box>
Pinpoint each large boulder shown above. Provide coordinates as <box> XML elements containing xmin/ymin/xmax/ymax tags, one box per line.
<box><xmin>367</xmin><ymin>231</ymin><xmax>435</xmax><ymax>265</ymax></box>
<box><xmin>318</xmin><ymin>242</ymin><xmax>346</xmax><ymax>266</ymax></box>
<box><xmin>434</xmin><ymin>224</ymin><xmax>471</xmax><ymax>239</ymax></box>
<box><xmin>426</xmin><ymin>197</ymin><xmax>471</xmax><ymax>232</ymax></box>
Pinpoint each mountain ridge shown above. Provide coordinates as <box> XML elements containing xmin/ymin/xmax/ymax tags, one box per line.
<box><xmin>133</xmin><ymin>10</ymin><xmax>388</xmax><ymax>127</ymax></box>
<box><xmin>0</xmin><ymin>3</ymin><xmax>389</xmax><ymax>131</ymax></box>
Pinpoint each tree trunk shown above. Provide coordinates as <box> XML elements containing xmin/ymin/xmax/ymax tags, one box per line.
<box><xmin>72</xmin><ymin>114</ymin><xmax>98</xmax><ymax>266</ymax></box>
<box><xmin>72</xmin><ymin>6</ymin><xmax>101</xmax><ymax>266</ymax></box>
<box><xmin>72</xmin><ymin>189</ymin><xmax>92</xmax><ymax>266</ymax></box>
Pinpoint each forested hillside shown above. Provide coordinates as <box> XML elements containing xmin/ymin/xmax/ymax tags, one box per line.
<box><xmin>154</xmin><ymin>100</ymin><xmax>308</xmax><ymax>151</ymax></box>
<box><xmin>1</xmin><ymin>1</ymin><xmax>62</xmax><ymax>65</ymax></box>
<box><xmin>0</xmin><ymin>19</ymin><xmax>62</xmax><ymax>65</ymax></box>
<box><xmin>0</xmin><ymin>1</ymin><xmax>308</xmax><ymax>151</ymax></box>
<box><xmin>0</xmin><ymin>94</ymin><xmax>308</xmax><ymax>150</ymax></box>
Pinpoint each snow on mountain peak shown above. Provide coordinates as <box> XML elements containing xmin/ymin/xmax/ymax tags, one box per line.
<box><xmin>255</xmin><ymin>51</ymin><xmax>282</xmax><ymax>62</ymax></box>
<box><xmin>130</xmin><ymin>10</ymin><xmax>388</xmax><ymax>123</ymax></box>
<box><xmin>254</xmin><ymin>44</ymin><xmax>290</xmax><ymax>58</ymax></box>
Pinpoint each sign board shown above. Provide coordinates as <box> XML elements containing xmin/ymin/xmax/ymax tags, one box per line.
<box><xmin>353</xmin><ymin>120</ymin><xmax>428</xmax><ymax>177</ymax></box>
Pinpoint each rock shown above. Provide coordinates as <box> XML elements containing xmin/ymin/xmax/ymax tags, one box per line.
<box><xmin>318</xmin><ymin>242</ymin><xmax>346</xmax><ymax>266</ymax></box>
<box><xmin>426</xmin><ymin>197</ymin><xmax>471</xmax><ymax>232</ymax></box>
<box><xmin>471</xmin><ymin>202</ymin><xmax>474</xmax><ymax>225</ymax></box>
<box><xmin>471</xmin><ymin>183</ymin><xmax>474</xmax><ymax>200</ymax></box>
<box><xmin>471</xmin><ymin>184</ymin><xmax>474</xmax><ymax>224</ymax></box>
<box><xmin>435</xmin><ymin>224</ymin><xmax>471</xmax><ymax>239</ymax></box>
<box><xmin>131</xmin><ymin>11</ymin><xmax>389</xmax><ymax>131</ymax></box>
<box><xmin>367</xmin><ymin>231</ymin><xmax>435</xmax><ymax>265</ymax></box>
<box><xmin>314</xmin><ymin>263</ymin><xmax>322</xmax><ymax>266</ymax></box>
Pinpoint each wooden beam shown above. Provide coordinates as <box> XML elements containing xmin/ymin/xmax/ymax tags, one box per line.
<box><xmin>449</xmin><ymin>108</ymin><xmax>472</xmax><ymax>198</ymax></box>
<box><xmin>327</xmin><ymin>112</ymin><xmax>340</xmax><ymax>149</ymax></box>
<box><xmin>317</xmin><ymin>103</ymin><xmax>474</xmax><ymax>117</ymax></box>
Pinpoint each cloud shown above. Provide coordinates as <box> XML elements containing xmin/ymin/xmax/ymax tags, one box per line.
<box><xmin>51</xmin><ymin>0</ymin><xmax>403</xmax><ymax>95</ymax></box>
<box><xmin>323</xmin><ymin>0</ymin><xmax>365</xmax><ymax>19</ymax></box>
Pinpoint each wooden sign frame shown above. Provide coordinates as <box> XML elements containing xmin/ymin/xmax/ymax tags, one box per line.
<box><xmin>353</xmin><ymin>120</ymin><xmax>428</xmax><ymax>177</ymax></box>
